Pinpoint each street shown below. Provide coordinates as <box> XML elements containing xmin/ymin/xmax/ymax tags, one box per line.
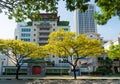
<box><xmin>0</xmin><ymin>79</ymin><xmax>120</xmax><ymax>84</ymax></box>
<box><xmin>0</xmin><ymin>80</ymin><xmax>34</xmax><ymax>84</ymax></box>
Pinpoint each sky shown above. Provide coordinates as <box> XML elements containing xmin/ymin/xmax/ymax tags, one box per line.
<box><xmin>0</xmin><ymin>1</ymin><xmax>120</xmax><ymax>40</ymax></box>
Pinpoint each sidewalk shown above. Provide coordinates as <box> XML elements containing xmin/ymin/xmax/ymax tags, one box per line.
<box><xmin>0</xmin><ymin>75</ymin><xmax>120</xmax><ymax>80</ymax></box>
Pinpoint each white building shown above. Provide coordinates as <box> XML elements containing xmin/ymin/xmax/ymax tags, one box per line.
<box><xmin>15</xmin><ymin>13</ymin><xmax>70</xmax><ymax>67</ymax></box>
<box><xmin>15</xmin><ymin>13</ymin><xmax>70</xmax><ymax>46</ymax></box>
<box><xmin>74</xmin><ymin>4</ymin><xmax>97</xmax><ymax>34</ymax></box>
<box><xmin>0</xmin><ymin>53</ymin><xmax>8</xmax><ymax>75</ymax></box>
<box><xmin>104</xmin><ymin>38</ymin><xmax>120</xmax><ymax>50</ymax></box>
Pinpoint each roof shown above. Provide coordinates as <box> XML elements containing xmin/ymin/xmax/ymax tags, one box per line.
<box><xmin>23</xmin><ymin>58</ymin><xmax>50</xmax><ymax>63</ymax></box>
<box><xmin>57</xmin><ymin>21</ymin><xmax>69</xmax><ymax>26</ymax></box>
<box><xmin>3</xmin><ymin>66</ymin><xmax>27</xmax><ymax>69</ymax></box>
<box><xmin>74</xmin><ymin>57</ymin><xmax>87</xmax><ymax>60</ymax></box>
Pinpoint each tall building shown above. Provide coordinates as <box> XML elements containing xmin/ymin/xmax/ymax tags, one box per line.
<box><xmin>74</xmin><ymin>4</ymin><xmax>97</xmax><ymax>34</ymax></box>
<box><xmin>14</xmin><ymin>13</ymin><xmax>71</xmax><ymax>67</ymax></box>
<box><xmin>15</xmin><ymin>13</ymin><xmax>70</xmax><ymax>46</ymax></box>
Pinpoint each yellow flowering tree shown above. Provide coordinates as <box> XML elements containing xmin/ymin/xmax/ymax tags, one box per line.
<box><xmin>45</xmin><ymin>29</ymin><xmax>104</xmax><ymax>79</ymax></box>
<box><xmin>0</xmin><ymin>39</ymin><xmax>45</xmax><ymax>80</ymax></box>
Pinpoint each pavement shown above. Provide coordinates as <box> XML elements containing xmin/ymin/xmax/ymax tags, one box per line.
<box><xmin>0</xmin><ymin>75</ymin><xmax>120</xmax><ymax>80</ymax></box>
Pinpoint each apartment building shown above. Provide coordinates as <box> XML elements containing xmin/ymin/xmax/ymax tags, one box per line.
<box><xmin>15</xmin><ymin>13</ymin><xmax>70</xmax><ymax>67</ymax></box>
<box><xmin>15</xmin><ymin>13</ymin><xmax>70</xmax><ymax>46</ymax></box>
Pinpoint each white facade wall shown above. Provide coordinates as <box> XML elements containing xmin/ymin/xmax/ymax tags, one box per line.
<box><xmin>15</xmin><ymin>20</ymin><xmax>70</xmax><ymax>67</ymax></box>
<box><xmin>0</xmin><ymin>53</ymin><xmax>8</xmax><ymax>75</ymax></box>
<box><xmin>104</xmin><ymin>39</ymin><xmax>119</xmax><ymax>50</ymax></box>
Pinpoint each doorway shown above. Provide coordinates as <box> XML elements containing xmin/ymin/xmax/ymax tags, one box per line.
<box><xmin>32</xmin><ymin>66</ymin><xmax>41</xmax><ymax>75</ymax></box>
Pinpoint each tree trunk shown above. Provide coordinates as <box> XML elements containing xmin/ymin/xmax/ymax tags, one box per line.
<box><xmin>73</xmin><ymin>66</ymin><xmax>77</xmax><ymax>79</ymax></box>
<box><xmin>118</xmin><ymin>59</ymin><xmax>120</xmax><ymax>73</ymax></box>
<box><xmin>67</xmin><ymin>56</ymin><xmax>79</xmax><ymax>79</ymax></box>
<box><xmin>16</xmin><ymin>65</ymin><xmax>20</xmax><ymax>80</ymax></box>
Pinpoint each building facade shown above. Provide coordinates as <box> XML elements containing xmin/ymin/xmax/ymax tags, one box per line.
<box><xmin>74</xmin><ymin>4</ymin><xmax>97</xmax><ymax>34</ymax></box>
<box><xmin>0</xmin><ymin>53</ymin><xmax>8</xmax><ymax>75</ymax></box>
<box><xmin>14</xmin><ymin>13</ymin><xmax>70</xmax><ymax>67</ymax></box>
<box><xmin>104</xmin><ymin>39</ymin><xmax>120</xmax><ymax>50</ymax></box>
<box><xmin>15</xmin><ymin>13</ymin><xmax>70</xmax><ymax>46</ymax></box>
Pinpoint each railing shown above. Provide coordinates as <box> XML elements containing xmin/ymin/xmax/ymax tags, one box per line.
<box><xmin>39</xmin><ymin>35</ymin><xmax>49</xmax><ymax>38</ymax></box>
<box><xmin>37</xmin><ymin>25</ymin><xmax>52</xmax><ymax>28</ymax></box>
<box><xmin>39</xmin><ymin>30</ymin><xmax>50</xmax><ymax>32</ymax></box>
<box><xmin>39</xmin><ymin>40</ymin><xmax>48</xmax><ymax>43</ymax></box>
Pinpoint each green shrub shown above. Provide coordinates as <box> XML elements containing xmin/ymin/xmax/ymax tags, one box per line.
<box><xmin>95</xmin><ymin>67</ymin><xmax>110</xmax><ymax>75</ymax></box>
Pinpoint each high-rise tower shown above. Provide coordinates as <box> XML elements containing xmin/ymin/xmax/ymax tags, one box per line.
<box><xmin>74</xmin><ymin>4</ymin><xmax>97</xmax><ymax>34</ymax></box>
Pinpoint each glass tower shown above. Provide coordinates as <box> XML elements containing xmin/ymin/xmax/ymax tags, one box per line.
<box><xmin>74</xmin><ymin>4</ymin><xmax>97</xmax><ymax>34</ymax></box>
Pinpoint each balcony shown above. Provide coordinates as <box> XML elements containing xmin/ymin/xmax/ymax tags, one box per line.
<box><xmin>36</xmin><ymin>23</ymin><xmax>52</xmax><ymax>28</ymax></box>
<box><xmin>39</xmin><ymin>35</ymin><xmax>49</xmax><ymax>38</ymax></box>
<box><xmin>39</xmin><ymin>40</ymin><xmax>48</xmax><ymax>43</ymax></box>
<box><xmin>39</xmin><ymin>30</ymin><xmax>50</xmax><ymax>33</ymax></box>
<box><xmin>37</xmin><ymin>26</ymin><xmax>52</xmax><ymax>28</ymax></box>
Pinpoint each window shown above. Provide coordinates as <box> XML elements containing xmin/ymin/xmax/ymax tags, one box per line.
<box><xmin>21</xmin><ymin>33</ymin><xmax>30</xmax><ymax>37</ymax></box>
<box><xmin>53</xmin><ymin>23</ymin><xmax>55</xmax><ymax>26</ymax></box>
<box><xmin>33</xmin><ymin>39</ymin><xmax>36</xmax><ymax>41</ymax></box>
<box><xmin>34</xmin><ymin>29</ymin><xmax>36</xmax><ymax>31</ymax></box>
<box><xmin>59</xmin><ymin>59</ymin><xmax>68</xmax><ymax>63</ymax></box>
<box><xmin>21</xmin><ymin>28</ymin><xmax>31</xmax><ymax>32</ymax></box>
<box><xmin>90</xmin><ymin>35</ymin><xmax>93</xmax><ymax>37</ymax></box>
<box><xmin>53</xmin><ymin>55</ymin><xmax>55</xmax><ymax>58</ymax></box>
<box><xmin>64</xmin><ymin>28</ymin><xmax>68</xmax><ymax>31</ymax></box>
<box><xmin>34</xmin><ymin>34</ymin><xmax>36</xmax><ymax>36</ymax></box>
<box><xmin>21</xmin><ymin>38</ymin><xmax>30</xmax><ymax>42</ymax></box>
<box><xmin>53</xmin><ymin>29</ymin><xmax>55</xmax><ymax>31</ymax></box>
<box><xmin>15</xmin><ymin>36</ymin><xmax>17</xmax><ymax>40</ymax></box>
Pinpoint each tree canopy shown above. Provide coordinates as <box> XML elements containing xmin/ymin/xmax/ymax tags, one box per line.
<box><xmin>108</xmin><ymin>44</ymin><xmax>120</xmax><ymax>59</ymax></box>
<box><xmin>0</xmin><ymin>39</ymin><xmax>46</xmax><ymax>79</ymax></box>
<box><xmin>45</xmin><ymin>29</ymin><xmax>104</xmax><ymax>79</ymax></box>
<box><xmin>1</xmin><ymin>0</ymin><xmax>118</xmax><ymax>24</ymax></box>
<box><xmin>46</xmin><ymin>29</ymin><xmax>104</xmax><ymax>57</ymax></box>
<box><xmin>94</xmin><ymin>0</ymin><xmax>120</xmax><ymax>25</ymax></box>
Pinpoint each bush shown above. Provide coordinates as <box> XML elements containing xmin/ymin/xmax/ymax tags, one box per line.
<box><xmin>95</xmin><ymin>67</ymin><xmax>110</xmax><ymax>75</ymax></box>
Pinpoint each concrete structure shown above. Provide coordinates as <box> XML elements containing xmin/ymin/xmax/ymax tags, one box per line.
<box><xmin>74</xmin><ymin>4</ymin><xmax>97</xmax><ymax>34</ymax></box>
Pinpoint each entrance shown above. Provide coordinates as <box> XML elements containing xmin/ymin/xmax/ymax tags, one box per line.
<box><xmin>32</xmin><ymin>66</ymin><xmax>41</xmax><ymax>75</ymax></box>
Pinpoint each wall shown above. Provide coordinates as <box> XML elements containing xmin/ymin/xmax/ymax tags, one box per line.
<box><xmin>28</xmin><ymin>79</ymin><xmax>120</xmax><ymax>84</ymax></box>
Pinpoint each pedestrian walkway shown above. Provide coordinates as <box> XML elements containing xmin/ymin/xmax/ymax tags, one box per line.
<box><xmin>0</xmin><ymin>75</ymin><xmax>120</xmax><ymax>80</ymax></box>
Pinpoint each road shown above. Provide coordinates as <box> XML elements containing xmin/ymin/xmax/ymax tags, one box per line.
<box><xmin>0</xmin><ymin>80</ymin><xmax>34</xmax><ymax>84</ymax></box>
<box><xmin>0</xmin><ymin>79</ymin><xmax>120</xmax><ymax>84</ymax></box>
